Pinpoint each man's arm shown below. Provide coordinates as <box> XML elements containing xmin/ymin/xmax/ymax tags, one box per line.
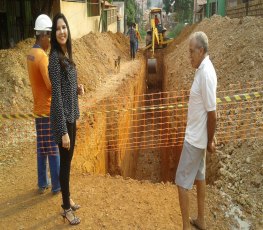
<box><xmin>201</xmin><ymin>71</ymin><xmax>217</xmax><ymax>153</ymax></box>
<box><xmin>39</xmin><ymin>55</ymin><xmax>51</xmax><ymax>91</ymax></box>
<box><xmin>207</xmin><ymin>110</ymin><xmax>216</xmax><ymax>153</ymax></box>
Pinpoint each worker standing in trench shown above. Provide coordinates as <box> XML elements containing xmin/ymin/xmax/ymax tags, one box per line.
<box><xmin>27</xmin><ymin>14</ymin><xmax>61</xmax><ymax>195</ymax></box>
<box><xmin>127</xmin><ymin>23</ymin><xmax>137</xmax><ymax>60</ymax></box>
<box><xmin>175</xmin><ymin>31</ymin><xmax>217</xmax><ymax>230</ymax></box>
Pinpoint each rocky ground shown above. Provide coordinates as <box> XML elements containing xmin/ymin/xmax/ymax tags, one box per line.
<box><xmin>207</xmin><ymin>140</ymin><xmax>263</xmax><ymax>229</ymax></box>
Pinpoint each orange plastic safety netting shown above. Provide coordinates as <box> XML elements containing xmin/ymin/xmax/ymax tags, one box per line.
<box><xmin>0</xmin><ymin>81</ymin><xmax>262</xmax><ymax>157</ymax></box>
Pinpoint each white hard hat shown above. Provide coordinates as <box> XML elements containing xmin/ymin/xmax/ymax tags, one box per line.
<box><xmin>34</xmin><ymin>14</ymin><xmax>52</xmax><ymax>31</ymax></box>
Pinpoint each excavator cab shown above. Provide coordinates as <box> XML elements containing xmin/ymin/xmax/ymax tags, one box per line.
<box><xmin>146</xmin><ymin>8</ymin><xmax>169</xmax><ymax>74</ymax></box>
<box><xmin>146</xmin><ymin>8</ymin><xmax>167</xmax><ymax>48</ymax></box>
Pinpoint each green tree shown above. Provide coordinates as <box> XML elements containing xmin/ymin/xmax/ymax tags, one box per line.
<box><xmin>147</xmin><ymin>0</ymin><xmax>151</xmax><ymax>9</ymax></box>
<box><xmin>174</xmin><ymin>0</ymin><xmax>193</xmax><ymax>23</ymax></box>
<box><xmin>125</xmin><ymin>0</ymin><xmax>139</xmax><ymax>26</ymax></box>
<box><xmin>163</xmin><ymin>0</ymin><xmax>171</xmax><ymax>14</ymax></box>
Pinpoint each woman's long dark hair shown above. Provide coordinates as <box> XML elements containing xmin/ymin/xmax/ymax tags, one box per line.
<box><xmin>50</xmin><ymin>13</ymin><xmax>75</xmax><ymax>69</ymax></box>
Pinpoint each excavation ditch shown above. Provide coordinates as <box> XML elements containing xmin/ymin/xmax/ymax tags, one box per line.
<box><xmin>73</xmin><ymin>50</ymin><xmax>183</xmax><ymax>183</ymax></box>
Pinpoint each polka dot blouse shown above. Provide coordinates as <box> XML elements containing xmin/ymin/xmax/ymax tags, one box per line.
<box><xmin>48</xmin><ymin>50</ymin><xmax>80</xmax><ymax>144</ymax></box>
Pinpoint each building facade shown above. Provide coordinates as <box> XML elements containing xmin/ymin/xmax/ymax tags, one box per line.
<box><xmin>193</xmin><ymin>0</ymin><xmax>262</xmax><ymax>23</ymax></box>
<box><xmin>193</xmin><ymin>0</ymin><xmax>226</xmax><ymax>23</ymax></box>
<box><xmin>227</xmin><ymin>0</ymin><xmax>263</xmax><ymax>18</ymax></box>
<box><xmin>0</xmin><ymin>0</ymin><xmax>118</xmax><ymax>49</ymax></box>
<box><xmin>113</xmin><ymin>1</ymin><xmax>124</xmax><ymax>33</ymax></box>
<box><xmin>193</xmin><ymin>0</ymin><xmax>207</xmax><ymax>22</ymax></box>
<box><xmin>101</xmin><ymin>1</ymin><xmax>117</xmax><ymax>32</ymax></box>
<box><xmin>206</xmin><ymin>0</ymin><xmax>226</xmax><ymax>17</ymax></box>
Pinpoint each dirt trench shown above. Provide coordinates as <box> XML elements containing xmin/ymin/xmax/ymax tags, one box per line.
<box><xmin>134</xmin><ymin>50</ymin><xmax>165</xmax><ymax>182</ymax></box>
<box><xmin>134</xmin><ymin>49</ymin><xmax>183</xmax><ymax>183</ymax></box>
<box><xmin>72</xmin><ymin>48</ymin><xmax>183</xmax><ymax>183</ymax></box>
<box><xmin>72</xmin><ymin>55</ymin><xmax>148</xmax><ymax>179</ymax></box>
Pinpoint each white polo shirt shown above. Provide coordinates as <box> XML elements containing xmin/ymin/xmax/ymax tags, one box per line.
<box><xmin>185</xmin><ymin>55</ymin><xmax>217</xmax><ymax>149</ymax></box>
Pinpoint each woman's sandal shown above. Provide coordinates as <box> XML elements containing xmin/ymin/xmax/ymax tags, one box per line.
<box><xmin>61</xmin><ymin>208</ymin><xmax>80</xmax><ymax>225</ymax></box>
<box><xmin>70</xmin><ymin>199</ymin><xmax>81</xmax><ymax>211</ymax></box>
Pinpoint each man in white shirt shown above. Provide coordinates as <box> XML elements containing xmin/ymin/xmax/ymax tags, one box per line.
<box><xmin>175</xmin><ymin>31</ymin><xmax>217</xmax><ymax>230</ymax></box>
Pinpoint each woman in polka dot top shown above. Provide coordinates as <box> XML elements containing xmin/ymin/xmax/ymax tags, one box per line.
<box><xmin>49</xmin><ymin>13</ymin><xmax>84</xmax><ymax>225</ymax></box>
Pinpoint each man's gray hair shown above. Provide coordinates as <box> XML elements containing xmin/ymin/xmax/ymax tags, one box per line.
<box><xmin>190</xmin><ymin>31</ymin><xmax>209</xmax><ymax>53</ymax></box>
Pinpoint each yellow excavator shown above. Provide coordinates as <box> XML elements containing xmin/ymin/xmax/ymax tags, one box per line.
<box><xmin>145</xmin><ymin>8</ymin><xmax>173</xmax><ymax>73</ymax></box>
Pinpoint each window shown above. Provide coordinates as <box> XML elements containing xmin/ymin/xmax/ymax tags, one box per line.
<box><xmin>87</xmin><ymin>0</ymin><xmax>100</xmax><ymax>17</ymax></box>
<box><xmin>107</xmin><ymin>9</ymin><xmax>111</xmax><ymax>24</ymax></box>
<box><xmin>107</xmin><ymin>8</ymin><xmax>117</xmax><ymax>24</ymax></box>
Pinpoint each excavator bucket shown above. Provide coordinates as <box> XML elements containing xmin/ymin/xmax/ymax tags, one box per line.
<box><xmin>147</xmin><ymin>58</ymin><xmax>157</xmax><ymax>74</ymax></box>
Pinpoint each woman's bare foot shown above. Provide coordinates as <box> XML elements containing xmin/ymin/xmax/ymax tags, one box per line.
<box><xmin>70</xmin><ymin>198</ymin><xmax>81</xmax><ymax>211</ymax></box>
<box><xmin>189</xmin><ymin>217</ymin><xmax>206</xmax><ymax>230</ymax></box>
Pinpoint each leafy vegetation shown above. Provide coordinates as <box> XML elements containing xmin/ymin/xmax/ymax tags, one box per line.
<box><xmin>163</xmin><ymin>0</ymin><xmax>193</xmax><ymax>23</ymax></box>
<box><xmin>167</xmin><ymin>23</ymin><xmax>185</xmax><ymax>39</ymax></box>
<box><xmin>139</xmin><ymin>28</ymin><xmax>147</xmax><ymax>40</ymax></box>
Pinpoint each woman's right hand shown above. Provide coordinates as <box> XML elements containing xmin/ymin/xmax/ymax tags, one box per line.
<box><xmin>62</xmin><ymin>133</ymin><xmax>70</xmax><ymax>150</ymax></box>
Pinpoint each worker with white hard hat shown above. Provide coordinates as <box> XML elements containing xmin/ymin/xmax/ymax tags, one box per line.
<box><xmin>27</xmin><ymin>14</ymin><xmax>61</xmax><ymax>195</ymax></box>
<box><xmin>34</xmin><ymin>14</ymin><xmax>52</xmax><ymax>34</ymax></box>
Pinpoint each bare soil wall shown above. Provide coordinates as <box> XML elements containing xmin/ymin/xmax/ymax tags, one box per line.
<box><xmin>73</xmin><ymin>58</ymin><xmax>147</xmax><ymax>177</ymax></box>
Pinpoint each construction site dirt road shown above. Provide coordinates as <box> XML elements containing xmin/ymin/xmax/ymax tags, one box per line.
<box><xmin>0</xmin><ymin>15</ymin><xmax>262</xmax><ymax>229</ymax></box>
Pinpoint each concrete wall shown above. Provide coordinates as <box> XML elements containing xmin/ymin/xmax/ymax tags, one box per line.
<box><xmin>60</xmin><ymin>0</ymin><xmax>101</xmax><ymax>39</ymax></box>
<box><xmin>113</xmin><ymin>2</ymin><xmax>125</xmax><ymax>33</ymax></box>
<box><xmin>227</xmin><ymin>0</ymin><xmax>263</xmax><ymax>18</ymax></box>
<box><xmin>107</xmin><ymin>21</ymin><xmax>118</xmax><ymax>33</ymax></box>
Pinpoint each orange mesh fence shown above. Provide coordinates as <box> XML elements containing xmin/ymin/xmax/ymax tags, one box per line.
<box><xmin>0</xmin><ymin>81</ymin><xmax>262</xmax><ymax>158</ymax></box>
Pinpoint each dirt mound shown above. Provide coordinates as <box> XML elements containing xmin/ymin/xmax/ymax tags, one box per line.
<box><xmin>167</xmin><ymin>23</ymin><xmax>197</xmax><ymax>51</ymax></box>
<box><xmin>73</xmin><ymin>31</ymin><xmax>129</xmax><ymax>92</ymax></box>
<box><xmin>164</xmin><ymin>15</ymin><xmax>263</xmax><ymax>229</ymax></box>
<box><xmin>0</xmin><ymin>32</ymin><xmax>130</xmax><ymax>114</ymax></box>
<box><xmin>0</xmin><ymin>39</ymin><xmax>34</xmax><ymax>114</ymax></box>
<box><xmin>165</xmin><ymin>15</ymin><xmax>263</xmax><ymax>91</ymax></box>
